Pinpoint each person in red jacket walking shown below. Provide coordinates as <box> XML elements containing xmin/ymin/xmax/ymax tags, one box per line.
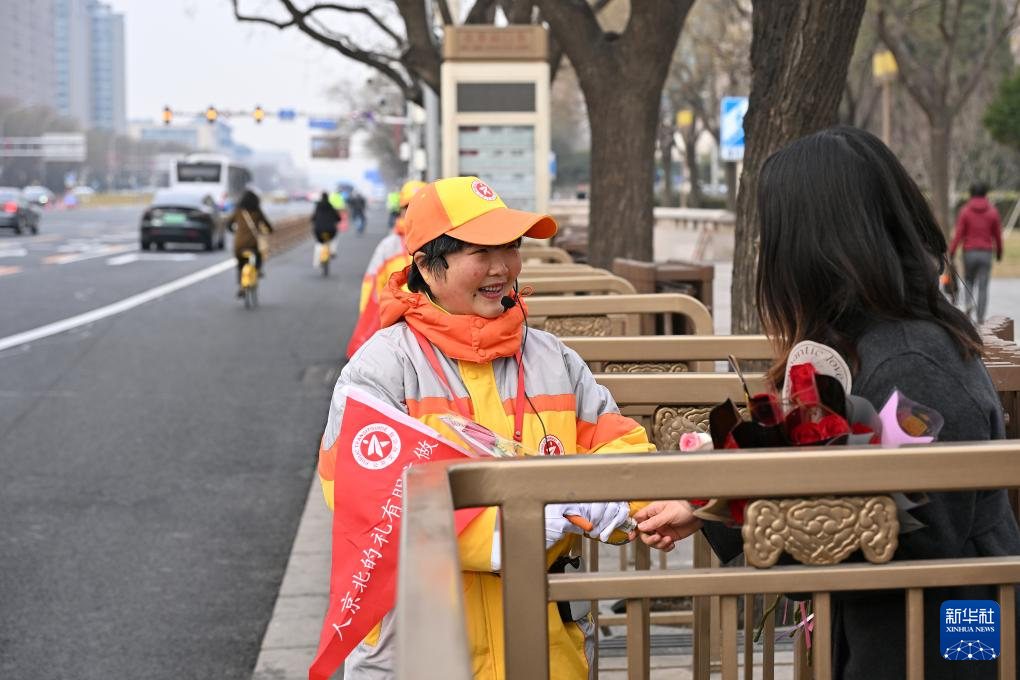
<box><xmin>950</xmin><ymin>182</ymin><xmax>1003</xmax><ymax>325</ymax></box>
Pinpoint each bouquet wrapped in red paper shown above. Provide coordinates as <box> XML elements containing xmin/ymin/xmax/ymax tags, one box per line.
<box><xmin>683</xmin><ymin>341</ymin><xmax>942</xmax><ymax>534</ymax></box>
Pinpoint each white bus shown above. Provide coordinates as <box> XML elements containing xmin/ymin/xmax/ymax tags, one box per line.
<box><xmin>170</xmin><ymin>154</ymin><xmax>252</xmax><ymax>212</ymax></box>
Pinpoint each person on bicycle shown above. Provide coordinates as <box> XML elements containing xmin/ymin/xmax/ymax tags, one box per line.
<box><xmin>311</xmin><ymin>192</ymin><xmax>339</xmax><ymax>263</ymax></box>
<box><xmin>225</xmin><ymin>189</ymin><xmax>273</xmax><ymax>295</ymax></box>
<box><xmin>319</xmin><ymin>176</ymin><xmax>654</xmax><ymax>679</ymax></box>
<box><xmin>346</xmin><ymin>180</ymin><xmax>425</xmax><ymax>357</ymax></box>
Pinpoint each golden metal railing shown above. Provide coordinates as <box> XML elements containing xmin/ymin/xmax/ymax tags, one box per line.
<box><xmin>398</xmin><ymin>443</ymin><xmax>1020</xmax><ymax>679</ymax></box>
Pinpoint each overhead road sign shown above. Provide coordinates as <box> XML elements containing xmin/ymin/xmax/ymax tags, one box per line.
<box><xmin>309</xmin><ymin>118</ymin><xmax>338</xmax><ymax>131</ymax></box>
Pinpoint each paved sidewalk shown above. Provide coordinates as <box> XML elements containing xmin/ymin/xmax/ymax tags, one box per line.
<box><xmin>253</xmin><ymin>480</ymin><xmax>336</xmax><ymax>679</ymax></box>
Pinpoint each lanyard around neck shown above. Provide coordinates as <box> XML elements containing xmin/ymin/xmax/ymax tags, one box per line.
<box><xmin>409</xmin><ymin>325</ymin><xmax>527</xmax><ymax>443</ymax></box>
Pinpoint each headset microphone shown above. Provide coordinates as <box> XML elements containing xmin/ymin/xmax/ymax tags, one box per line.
<box><xmin>500</xmin><ymin>295</ymin><xmax>516</xmax><ymax>311</ymax></box>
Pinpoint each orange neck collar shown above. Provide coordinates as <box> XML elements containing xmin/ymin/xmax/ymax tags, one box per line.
<box><xmin>379</xmin><ymin>268</ymin><xmax>525</xmax><ymax>363</ymax></box>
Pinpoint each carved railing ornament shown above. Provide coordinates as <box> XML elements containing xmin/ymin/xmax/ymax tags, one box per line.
<box><xmin>742</xmin><ymin>496</ymin><xmax>899</xmax><ymax>567</ymax></box>
<box><xmin>604</xmin><ymin>362</ymin><xmax>689</xmax><ymax>374</ymax></box>
<box><xmin>541</xmin><ymin>315</ymin><xmax>612</xmax><ymax>337</ymax></box>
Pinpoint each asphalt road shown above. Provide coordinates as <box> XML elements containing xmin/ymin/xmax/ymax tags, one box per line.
<box><xmin>0</xmin><ymin>202</ymin><xmax>386</xmax><ymax>678</ymax></box>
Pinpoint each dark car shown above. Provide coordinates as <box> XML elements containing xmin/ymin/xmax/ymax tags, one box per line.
<box><xmin>140</xmin><ymin>189</ymin><xmax>226</xmax><ymax>251</ymax></box>
<box><xmin>0</xmin><ymin>187</ymin><xmax>40</xmax><ymax>235</ymax></box>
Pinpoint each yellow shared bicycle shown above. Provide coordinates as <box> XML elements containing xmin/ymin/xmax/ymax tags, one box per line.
<box><xmin>316</xmin><ymin>232</ymin><xmax>332</xmax><ymax>277</ymax></box>
<box><xmin>239</xmin><ymin>249</ymin><xmax>259</xmax><ymax>309</ymax></box>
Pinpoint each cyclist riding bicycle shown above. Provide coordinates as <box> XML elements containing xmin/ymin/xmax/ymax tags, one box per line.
<box><xmin>312</xmin><ymin>192</ymin><xmax>340</xmax><ymax>267</ymax></box>
<box><xmin>225</xmin><ymin>189</ymin><xmax>273</xmax><ymax>297</ymax></box>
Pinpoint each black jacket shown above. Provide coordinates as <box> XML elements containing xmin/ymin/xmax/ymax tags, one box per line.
<box><xmin>312</xmin><ymin>201</ymin><xmax>339</xmax><ymax>238</ymax></box>
<box><xmin>703</xmin><ymin>320</ymin><xmax>1020</xmax><ymax>679</ymax></box>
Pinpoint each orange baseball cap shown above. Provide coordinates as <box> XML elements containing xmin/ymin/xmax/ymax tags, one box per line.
<box><xmin>402</xmin><ymin>176</ymin><xmax>557</xmax><ymax>254</ymax></box>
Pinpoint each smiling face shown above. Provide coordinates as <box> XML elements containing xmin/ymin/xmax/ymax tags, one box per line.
<box><xmin>413</xmin><ymin>240</ymin><xmax>522</xmax><ymax>318</ymax></box>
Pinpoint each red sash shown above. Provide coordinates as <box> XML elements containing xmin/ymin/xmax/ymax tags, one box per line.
<box><xmin>308</xmin><ymin>388</ymin><xmax>484</xmax><ymax>679</ymax></box>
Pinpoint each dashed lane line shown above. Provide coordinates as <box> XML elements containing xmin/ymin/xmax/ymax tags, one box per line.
<box><xmin>0</xmin><ymin>257</ymin><xmax>235</xmax><ymax>353</ymax></box>
<box><xmin>43</xmin><ymin>244</ymin><xmax>134</xmax><ymax>265</ymax></box>
<box><xmin>0</xmin><ymin>266</ymin><xmax>22</xmax><ymax>277</ymax></box>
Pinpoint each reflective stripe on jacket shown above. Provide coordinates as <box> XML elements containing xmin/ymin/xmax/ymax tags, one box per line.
<box><xmin>318</xmin><ymin>322</ymin><xmax>654</xmax><ymax>680</ymax></box>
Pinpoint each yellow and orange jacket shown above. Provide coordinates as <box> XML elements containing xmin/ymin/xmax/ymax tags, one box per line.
<box><xmin>318</xmin><ymin>268</ymin><xmax>655</xmax><ymax>680</ymax></box>
<box><xmin>358</xmin><ymin>230</ymin><xmax>411</xmax><ymax>314</ymax></box>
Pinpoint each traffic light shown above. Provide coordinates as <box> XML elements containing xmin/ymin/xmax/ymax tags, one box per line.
<box><xmin>162</xmin><ymin>106</ymin><xmax>172</xmax><ymax>126</ymax></box>
<box><xmin>253</xmin><ymin>105</ymin><xmax>265</xmax><ymax>124</ymax></box>
<box><xmin>205</xmin><ymin>106</ymin><xmax>218</xmax><ymax>124</ymax></box>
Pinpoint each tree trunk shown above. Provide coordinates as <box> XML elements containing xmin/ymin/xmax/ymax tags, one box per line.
<box><xmin>535</xmin><ymin>0</ymin><xmax>693</xmax><ymax>269</ymax></box>
<box><xmin>661</xmin><ymin>134</ymin><xmax>675</xmax><ymax>208</ymax></box>
<box><xmin>731</xmin><ymin>0</ymin><xmax>867</xmax><ymax>334</ymax></box>
<box><xmin>684</xmin><ymin>134</ymin><xmax>704</xmax><ymax>208</ymax></box>
<box><xmin>724</xmin><ymin>161</ymin><xmax>737</xmax><ymax>211</ymax></box>
<box><xmin>928</xmin><ymin>116</ymin><xmax>953</xmax><ymax>237</ymax></box>
<box><xmin>587</xmin><ymin>93</ymin><xmax>659</xmax><ymax>267</ymax></box>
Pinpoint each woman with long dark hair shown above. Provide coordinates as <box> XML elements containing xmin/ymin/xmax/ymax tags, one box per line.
<box><xmin>634</xmin><ymin>127</ymin><xmax>1019</xmax><ymax>679</ymax></box>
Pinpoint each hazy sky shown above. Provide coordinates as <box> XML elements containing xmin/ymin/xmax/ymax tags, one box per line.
<box><xmin>106</xmin><ymin>0</ymin><xmax>374</xmax><ymax>175</ymax></box>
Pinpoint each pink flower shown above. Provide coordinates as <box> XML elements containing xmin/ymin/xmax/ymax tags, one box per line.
<box><xmin>679</xmin><ymin>431</ymin><xmax>714</xmax><ymax>451</ymax></box>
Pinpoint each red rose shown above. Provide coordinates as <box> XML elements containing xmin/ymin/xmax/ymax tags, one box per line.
<box><xmin>819</xmin><ymin>414</ymin><xmax>850</xmax><ymax>439</ymax></box>
<box><xmin>788</xmin><ymin>363</ymin><xmax>820</xmax><ymax>407</ymax></box>
<box><xmin>689</xmin><ymin>499</ymin><xmax>709</xmax><ymax>508</ymax></box>
<box><xmin>729</xmin><ymin>499</ymin><xmax>748</xmax><ymax>525</ymax></box>
<box><xmin>790</xmin><ymin>421</ymin><xmax>823</xmax><ymax>445</ymax></box>
<box><xmin>850</xmin><ymin>423</ymin><xmax>881</xmax><ymax>444</ymax></box>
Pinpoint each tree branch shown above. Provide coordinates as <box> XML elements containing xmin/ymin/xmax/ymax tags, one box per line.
<box><xmin>465</xmin><ymin>0</ymin><xmax>498</xmax><ymax>24</ymax></box>
<box><xmin>435</xmin><ymin>0</ymin><xmax>454</xmax><ymax>25</ymax></box>
<box><xmin>236</xmin><ymin>0</ymin><xmax>424</xmax><ymax>104</ymax></box>
<box><xmin>875</xmin><ymin>3</ymin><xmax>938</xmax><ymax>113</ymax></box>
<box><xmin>302</xmin><ymin>2</ymin><xmax>404</xmax><ymax>45</ymax></box>
<box><xmin>949</xmin><ymin>0</ymin><xmax>1020</xmax><ymax>115</ymax></box>
<box><xmin>535</xmin><ymin>0</ymin><xmax>612</xmax><ymax>86</ymax></box>
<box><xmin>232</xmin><ymin>0</ymin><xmax>295</xmax><ymax>28</ymax></box>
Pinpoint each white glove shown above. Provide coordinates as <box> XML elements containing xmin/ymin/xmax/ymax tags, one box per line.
<box><xmin>545</xmin><ymin>502</ymin><xmax>585</xmax><ymax>548</ymax></box>
<box><xmin>544</xmin><ymin>501</ymin><xmax>633</xmax><ymax>547</ymax></box>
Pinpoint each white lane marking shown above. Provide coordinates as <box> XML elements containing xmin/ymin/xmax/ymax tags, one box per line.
<box><xmin>44</xmin><ymin>244</ymin><xmax>133</xmax><ymax>265</ymax></box>
<box><xmin>0</xmin><ymin>258</ymin><xmax>235</xmax><ymax>353</ymax></box>
<box><xmin>0</xmin><ymin>248</ymin><xmax>28</xmax><ymax>258</ymax></box>
<box><xmin>107</xmin><ymin>253</ymin><xmax>197</xmax><ymax>266</ymax></box>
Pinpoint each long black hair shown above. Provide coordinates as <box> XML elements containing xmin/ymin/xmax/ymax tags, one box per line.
<box><xmin>755</xmin><ymin>126</ymin><xmax>980</xmax><ymax>383</ymax></box>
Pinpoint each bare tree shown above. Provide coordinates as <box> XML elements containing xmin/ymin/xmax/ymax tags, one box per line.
<box><xmin>663</xmin><ymin>0</ymin><xmax>751</xmax><ymax>208</ymax></box>
<box><xmin>536</xmin><ymin>0</ymin><xmax>693</xmax><ymax>267</ymax></box>
<box><xmin>875</xmin><ymin>0</ymin><xmax>1020</xmax><ymax>235</ymax></box>
<box><xmin>233</xmin><ymin>1</ymin><xmax>692</xmax><ymax>267</ymax></box>
<box><xmin>731</xmin><ymin>0</ymin><xmax>867</xmax><ymax>335</ymax></box>
<box><xmin>231</xmin><ymin>1</ymin><xmax>438</xmax><ymax>106</ymax></box>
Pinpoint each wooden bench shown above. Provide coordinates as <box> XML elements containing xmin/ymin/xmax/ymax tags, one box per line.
<box><xmin>519</xmin><ymin>245</ymin><xmax>574</xmax><ymax>263</ymax></box>
<box><xmin>519</xmin><ymin>274</ymin><xmax>638</xmax><ymax>297</ymax></box>
<box><xmin>525</xmin><ymin>293</ymin><xmax>713</xmax><ymax>338</ymax></box>
<box><xmin>520</xmin><ymin>263</ymin><xmax>596</xmax><ymax>277</ymax></box>
<box><xmin>562</xmin><ymin>335</ymin><xmax>772</xmax><ymax>375</ymax></box>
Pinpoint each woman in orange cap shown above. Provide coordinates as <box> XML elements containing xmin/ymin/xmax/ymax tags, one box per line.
<box><xmin>319</xmin><ymin>176</ymin><xmax>655</xmax><ymax>679</ymax></box>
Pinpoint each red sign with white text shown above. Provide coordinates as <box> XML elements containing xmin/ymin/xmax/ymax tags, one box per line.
<box><xmin>309</xmin><ymin>388</ymin><xmax>483</xmax><ymax>680</ymax></box>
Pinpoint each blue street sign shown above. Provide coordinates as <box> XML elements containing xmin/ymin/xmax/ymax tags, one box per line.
<box><xmin>278</xmin><ymin>108</ymin><xmax>297</xmax><ymax>121</ymax></box>
<box><xmin>308</xmin><ymin>118</ymin><xmax>338</xmax><ymax>131</ymax></box>
<box><xmin>720</xmin><ymin>96</ymin><xmax>748</xmax><ymax>162</ymax></box>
